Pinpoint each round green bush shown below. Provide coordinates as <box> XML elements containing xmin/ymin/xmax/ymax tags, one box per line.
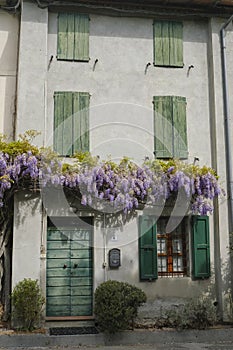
<box><xmin>94</xmin><ymin>280</ymin><xmax>146</xmax><ymax>333</ymax></box>
<box><xmin>11</xmin><ymin>278</ymin><xmax>45</xmax><ymax>330</ymax></box>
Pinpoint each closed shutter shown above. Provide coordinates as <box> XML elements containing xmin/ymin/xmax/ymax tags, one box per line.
<box><xmin>57</xmin><ymin>13</ymin><xmax>75</xmax><ymax>60</ymax></box>
<box><xmin>73</xmin><ymin>92</ymin><xmax>90</xmax><ymax>152</ymax></box>
<box><xmin>54</xmin><ymin>92</ymin><xmax>73</xmax><ymax>156</ymax></box>
<box><xmin>54</xmin><ymin>92</ymin><xmax>90</xmax><ymax>156</ymax></box>
<box><xmin>154</xmin><ymin>96</ymin><xmax>173</xmax><ymax>158</ymax></box>
<box><xmin>154</xmin><ymin>21</ymin><xmax>169</xmax><ymax>66</ymax></box>
<box><xmin>154</xmin><ymin>96</ymin><xmax>187</xmax><ymax>159</ymax></box>
<box><xmin>57</xmin><ymin>13</ymin><xmax>89</xmax><ymax>61</ymax></box>
<box><xmin>74</xmin><ymin>14</ymin><xmax>89</xmax><ymax>61</ymax></box>
<box><xmin>139</xmin><ymin>216</ymin><xmax>158</xmax><ymax>280</ymax></box>
<box><xmin>173</xmin><ymin>96</ymin><xmax>188</xmax><ymax>159</ymax></box>
<box><xmin>153</xmin><ymin>21</ymin><xmax>183</xmax><ymax>67</ymax></box>
<box><xmin>169</xmin><ymin>22</ymin><xmax>183</xmax><ymax>67</ymax></box>
<box><xmin>192</xmin><ymin>216</ymin><xmax>210</xmax><ymax>279</ymax></box>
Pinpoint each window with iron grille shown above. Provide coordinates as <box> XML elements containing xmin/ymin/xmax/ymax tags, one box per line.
<box><xmin>139</xmin><ymin>216</ymin><xmax>210</xmax><ymax>281</ymax></box>
<box><xmin>157</xmin><ymin>217</ymin><xmax>187</xmax><ymax>277</ymax></box>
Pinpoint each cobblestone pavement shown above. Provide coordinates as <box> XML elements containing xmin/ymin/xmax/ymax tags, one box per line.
<box><xmin>1</xmin><ymin>343</ymin><xmax>233</xmax><ymax>350</ymax></box>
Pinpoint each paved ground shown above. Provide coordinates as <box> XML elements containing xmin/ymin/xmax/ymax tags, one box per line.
<box><xmin>1</xmin><ymin>327</ymin><xmax>233</xmax><ymax>349</ymax></box>
<box><xmin>1</xmin><ymin>344</ymin><xmax>233</xmax><ymax>350</ymax></box>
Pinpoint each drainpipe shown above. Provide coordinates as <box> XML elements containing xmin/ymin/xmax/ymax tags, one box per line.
<box><xmin>220</xmin><ymin>14</ymin><xmax>233</xmax><ymax>234</ymax></box>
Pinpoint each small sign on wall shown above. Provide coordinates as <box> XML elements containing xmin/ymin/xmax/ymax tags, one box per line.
<box><xmin>109</xmin><ymin>248</ymin><xmax>121</xmax><ymax>268</ymax></box>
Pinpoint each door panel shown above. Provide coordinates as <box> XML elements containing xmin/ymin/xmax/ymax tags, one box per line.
<box><xmin>46</xmin><ymin>223</ymin><xmax>93</xmax><ymax>317</ymax></box>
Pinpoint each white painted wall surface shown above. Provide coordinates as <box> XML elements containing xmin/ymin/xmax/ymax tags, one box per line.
<box><xmin>16</xmin><ymin>1</ymin><xmax>48</xmax><ymax>145</ymax></box>
<box><xmin>0</xmin><ymin>11</ymin><xmax>19</xmax><ymax>138</ymax></box>
<box><xmin>47</xmin><ymin>14</ymin><xmax>211</xmax><ymax>167</ymax></box>
<box><xmin>12</xmin><ymin>193</ymin><xmax>42</xmax><ymax>288</ymax></box>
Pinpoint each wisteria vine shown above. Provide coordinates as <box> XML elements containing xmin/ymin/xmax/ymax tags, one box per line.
<box><xmin>0</xmin><ymin>142</ymin><xmax>223</xmax><ymax>215</ymax></box>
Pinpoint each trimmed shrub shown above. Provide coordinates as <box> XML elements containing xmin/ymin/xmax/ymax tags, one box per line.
<box><xmin>11</xmin><ymin>278</ymin><xmax>45</xmax><ymax>330</ymax></box>
<box><xmin>94</xmin><ymin>280</ymin><xmax>146</xmax><ymax>333</ymax></box>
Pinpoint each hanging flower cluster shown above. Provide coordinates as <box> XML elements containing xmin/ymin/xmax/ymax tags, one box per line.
<box><xmin>0</xmin><ymin>137</ymin><xmax>223</xmax><ymax>216</ymax></box>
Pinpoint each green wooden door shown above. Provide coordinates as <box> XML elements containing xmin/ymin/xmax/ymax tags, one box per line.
<box><xmin>46</xmin><ymin>227</ymin><xmax>93</xmax><ymax>317</ymax></box>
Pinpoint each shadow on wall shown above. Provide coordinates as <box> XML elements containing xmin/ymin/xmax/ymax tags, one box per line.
<box><xmin>14</xmin><ymin>191</ymin><xmax>41</xmax><ymax>228</ymax></box>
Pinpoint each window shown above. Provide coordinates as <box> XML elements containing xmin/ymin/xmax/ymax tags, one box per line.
<box><xmin>57</xmin><ymin>13</ymin><xmax>89</xmax><ymax>61</ymax></box>
<box><xmin>153</xmin><ymin>96</ymin><xmax>188</xmax><ymax>159</ymax></box>
<box><xmin>54</xmin><ymin>91</ymin><xmax>90</xmax><ymax>156</ymax></box>
<box><xmin>153</xmin><ymin>21</ymin><xmax>183</xmax><ymax>67</ymax></box>
<box><xmin>157</xmin><ymin>217</ymin><xmax>187</xmax><ymax>277</ymax></box>
<box><xmin>139</xmin><ymin>215</ymin><xmax>210</xmax><ymax>280</ymax></box>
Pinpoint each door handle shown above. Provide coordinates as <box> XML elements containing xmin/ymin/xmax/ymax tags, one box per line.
<box><xmin>73</xmin><ymin>264</ymin><xmax>78</xmax><ymax>268</ymax></box>
<box><xmin>63</xmin><ymin>264</ymin><xmax>67</xmax><ymax>269</ymax></box>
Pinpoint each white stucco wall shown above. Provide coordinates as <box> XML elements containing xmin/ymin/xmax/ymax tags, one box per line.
<box><xmin>0</xmin><ymin>11</ymin><xmax>19</xmax><ymax>138</ymax></box>
<box><xmin>12</xmin><ymin>193</ymin><xmax>42</xmax><ymax>288</ymax></box>
<box><xmin>46</xmin><ymin>14</ymin><xmax>211</xmax><ymax>166</ymax></box>
<box><xmin>16</xmin><ymin>1</ymin><xmax>48</xmax><ymax>145</ymax></box>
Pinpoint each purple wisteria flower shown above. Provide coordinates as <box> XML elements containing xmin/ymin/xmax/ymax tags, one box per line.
<box><xmin>0</xmin><ymin>149</ymin><xmax>224</xmax><ymax>216</ymax></box>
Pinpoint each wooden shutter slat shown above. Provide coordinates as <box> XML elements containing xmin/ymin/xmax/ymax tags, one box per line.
<box><xmin>74</xmin><ymin>14</ymin><xmax>89</xmax><ymax>61</ymax></box>
<box><xmin>173</xmin><ymin>96</ymin><xmax>188</xmax><ymax>159</ymax></box>
<box><xmin>154</xmin><ymin>96</ymin><xmax>173</xmax><ymax>158</ymax></box>
<box><xmin>54</xmin><ymin>92</ymin><xmax>65</xmax><ymax>154</ymax></box>
<box><xmin>57</xmin><ymin>14</ymin><xmax>69</xmax><ymax>60</ymax></box>
<box><xmin>139</xmin><ymin>216</ymin><xmax>158</xmax><ymax>280</ymax></box>
<box><xmin>169</xmin><ymin>22</ymin><xmax>183</xmax><ymax>67</ymax></box>
<box><xmin>161</xmin><ymin>21</ymin><xmax>170</xmax><ymax>66</ymax></box>
<box><xmin>62</xmin><ymin>92</ymin><xmax>73</xmax><ymax>156</ymax></box>
<box><xmin>73</xmin><ymin>92</ymin><xmax>90</xmax><ymax>152</ymax></box>
<box><xmin>66</xmin><ymin>14</ymin><xmax>75</xmax><ymax>60</ymax></box>
<box><xmin>192</xmin><ymin>216</ymin><xmax>210</xmax><ymax>279</ymax></box>
<box><xmin>153</xmin><ymin>21</ymin><xmax>164</xmax><ymax>66</ymax></box>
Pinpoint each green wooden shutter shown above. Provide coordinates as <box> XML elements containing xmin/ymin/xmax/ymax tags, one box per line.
<box><xmin>192</xmin><ymin>216</ymin><xmax>210</xmax><ymax>279</ymax></box>
<box><xmin>153</xmin><ymin>21</ymin><xmax>183</xmax><ymax>67</ymax></box>
<box><xmin>172</xmin><ymin>96</ymin><xmax>188</xmax><ymax>159</ymax></box>
<box><xmin>54</xmin><ymin>92</ymin><xmax>90</xmax><ymax>155</ymax></box>
<box><xmin>139</xmin><ymin>216</ymin><xmax>158</xmax><ymax>280</ymax></box>
<box><xmin>154</xmin><ymin>96</ymin><xmax>173</xmax><ymax>158</ymax></box>
<box><xmin>74</xmin><ymin>14</ymin><xmax>89</xmax><ymax>61</ymax></box>
<box><xmin>57</xmin><ymin>13</ymin><xmax>75</xmax><ymax>60</ymax></box>
<box><xmin>73</xmin><ymin>92</ymin><xmax>90</xmax><ymax>152</ymax></box>
<box><xmin>154</xmin><ymin>21</ymin><xmax>169</xmax><ymax>66</ymax></box>
<box><xmin>169</xmin><ymin>22</ymin><xmax>183</xmax><ymax>67</ymax></box>
<box><xmin>54</xmin><ymin>92</ymin><xmax>73</xmax><ymax>156</ymax></box>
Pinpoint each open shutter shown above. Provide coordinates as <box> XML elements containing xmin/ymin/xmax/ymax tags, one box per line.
<box><xmin>173</xmin><ymin>96</ymin><xmax>188</xmax><ymax>159</ymax></box>
<box><xmin>154</xmin><ymin>21</ymin><xmax>183</xmax><ymax>67</ymax></box>
<box><xmin>57</xmin><ymin>13</ymin><xmax>75</xmax><ymax>60</ymax></box>
<box><xmin>192</xmin><ymin>216</ymin><xmax>210</xmax><ymax>279</ymax></box>
<box><xmin>73</xmin><ymin>92</ymin><xmax>90</xmax><ymax>152</ymax></box>
<box><xmin>74</xmin><ymin>14</ymin><xmax>89</xmax><ymax>61</ymax></box>
<box><xmin>139</xmin><ymin>216</ymin><xmax>158</xmax><ymax>280</ymax></box>
<box><xmin>154</xmin><ymin>96</ymin><xmax>173</xmax><ymax>158</ymax></box>
<box><xmin>169</xmin><ymin>22</ymin><xmax>183</xmax><ymax>67</ymax></box>
<box><xmin>54</xmin><ymin>92</ymin><xmax>73</xmax><ymax>156</ymax></box>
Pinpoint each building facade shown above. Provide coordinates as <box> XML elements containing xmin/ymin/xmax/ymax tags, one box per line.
<box><xmin>2</xmin><ymin>0</ymin><xmax>233</xmax><ymax>324</ymax></box>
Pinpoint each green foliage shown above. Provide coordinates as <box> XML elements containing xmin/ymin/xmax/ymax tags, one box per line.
<box><xmin>73</xmin><ymin>151</ymin><xmax>99</xmax><ymax>167</ymax></box>
<box><xmin>155</xmin><ymin>297</ymin><xmax>217</xmax><ymax>330</ymax></box>
<box><xmin>0</xmin><ymin>130</ymin><xmax>40</xmax><ymax>156</ymax></box>
<box><xmin>144</xmin><ymin>158</ymin><xmax>219</xmax><ymax>179</ymax></box>
<box><xmin>94</xmin><ymin>280</ymin><xmax>146</xmax><ymax>333</ymax></box>
<box><xmin>11</xmin><ymin>278</ymin><xmax>45</xmax><ymax>331</ymax></box>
